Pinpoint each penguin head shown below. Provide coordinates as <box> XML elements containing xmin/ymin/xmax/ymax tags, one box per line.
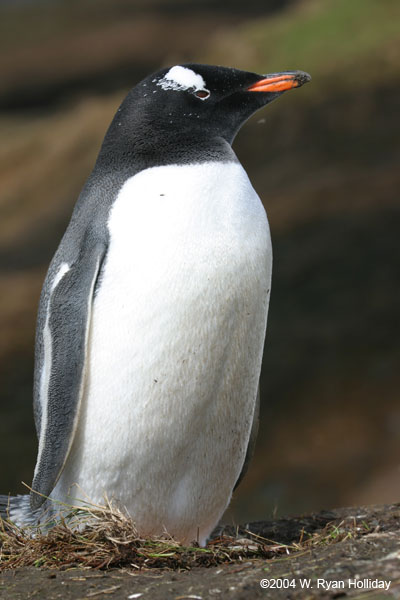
<box><xmin>100</xmin><ymin>64</ymin><xmax>310</xmax><ymax>166</ymax></box>
<box><xmin>133</xmin><ymin>64</ymin><xmax>310</xmax><ymax>143</ymax></box>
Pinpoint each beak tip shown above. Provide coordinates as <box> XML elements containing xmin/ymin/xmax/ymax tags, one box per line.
<box><xmin>295</xmin><ymin>71</ymin><xmax>312</xmax><ymax>87</ymax></box>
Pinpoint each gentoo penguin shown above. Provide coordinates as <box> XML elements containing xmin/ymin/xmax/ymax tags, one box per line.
<box><xmin>1</xmin><ymin>64</ymin><xmax>310</xmax><ymax>545</ymax></box>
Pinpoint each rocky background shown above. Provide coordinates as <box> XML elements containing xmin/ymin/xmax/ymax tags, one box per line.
<box><xmin>0</xmin><ymin>0</ymin><xmax>399</xmax><ymax>526</ymax></box>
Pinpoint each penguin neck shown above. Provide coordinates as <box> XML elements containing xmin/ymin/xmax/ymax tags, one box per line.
<box><xmin>94</xmin><ymin>109</ymin><xmax>237</xmax><ymax>176</ymax></box>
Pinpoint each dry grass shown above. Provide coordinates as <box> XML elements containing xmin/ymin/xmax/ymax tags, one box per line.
<box><xmin>0</xmin><ymin>498</ymin><xmax>370</xmax><ymax>572</ymax></box>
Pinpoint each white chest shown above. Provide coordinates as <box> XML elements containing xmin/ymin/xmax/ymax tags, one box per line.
<box><xmin>56</xmin><ymin>161</ymin><xmax>272</xmax><ymax>544</ymax></box>
<box><xmin>106</xmin><ymin>161</ymin><xmax>270</xmax><ymax>294</ymax></box>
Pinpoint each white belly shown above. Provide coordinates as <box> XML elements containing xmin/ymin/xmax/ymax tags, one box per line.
<box><xmin>53</xmin><ymin>161</ymin><xmax>272</xmax><ymax>544</ymax></box>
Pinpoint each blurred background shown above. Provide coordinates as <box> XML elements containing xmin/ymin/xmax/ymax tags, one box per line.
<box><xmin>1</xmin><ymin>0</ymin><xmax>399</xmax><ymax>525</ymax></box>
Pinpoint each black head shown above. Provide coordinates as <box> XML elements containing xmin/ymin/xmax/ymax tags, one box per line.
<box><xmin>98</xmin><ymin>64</ymin><xmax>311</xmax><ymax>169</ymax></box>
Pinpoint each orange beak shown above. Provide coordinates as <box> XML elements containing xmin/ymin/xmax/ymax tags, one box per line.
<box><xmin>247</xmin><ymin>71</ymin><xmax>311</xmax><ymax>93</ymax></box>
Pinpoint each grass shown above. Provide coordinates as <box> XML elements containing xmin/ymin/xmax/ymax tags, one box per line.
<box><xmin>0</xmin><ymin>497</ymin><xmax>371</xmax><ymax>571</ymax></box>
<box><xmin>204</xmin><ymin>0</ymin><xmax>400</xmax><ymax>94</ymax></box>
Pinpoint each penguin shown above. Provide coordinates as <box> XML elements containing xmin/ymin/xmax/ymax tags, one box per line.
<box><xmin>1</xmin><ymin>64</ymin><xmax>310</xmax><ymax>545</ymax></box>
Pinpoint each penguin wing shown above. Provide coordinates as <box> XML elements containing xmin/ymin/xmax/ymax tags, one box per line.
<box><xmin>31</xmin><ymin>240</ymin><xmax>106</xmax><ymax>510</ymax></box>
<box><xmin>234</xmin><ymin>386</ymin><xmax>260</xmax><ymax>491</ymax></box>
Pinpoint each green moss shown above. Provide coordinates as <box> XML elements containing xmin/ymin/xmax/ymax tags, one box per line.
<box><xmin>206</xmin><ymin>0</ymin><xmax>400</xmax><ymax>94</ymax></box>
<box><xmin>260</xmin><ymin>2</ymin><xmax>395</xmax><ymax>63</ymax></box>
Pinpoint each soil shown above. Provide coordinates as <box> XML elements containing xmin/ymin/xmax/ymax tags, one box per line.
<box><xmin>2</xmin><ymin>503</ymin><xmax>400</xmax><ymax>599</ymax></box>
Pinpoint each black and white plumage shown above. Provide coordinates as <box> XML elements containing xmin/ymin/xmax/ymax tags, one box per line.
<box><xmin>1</xmin><ymin>64</ymin><xmax>310</xmax><ymax>544</ymax></box>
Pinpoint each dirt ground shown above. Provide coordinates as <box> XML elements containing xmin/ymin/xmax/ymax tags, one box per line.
<box><xmin>2</xmin><ymin>503</ymin><xmax>400</xmax><ymax>600</ymax></box>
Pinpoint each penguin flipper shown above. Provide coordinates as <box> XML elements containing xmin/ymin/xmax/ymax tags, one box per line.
<box><xmin>234</xmin><ymin>386</ymin><xmax>260</xmax><ymax>491</ymax></box>
<box><xmin>30</xmin><ymin>241</ymin><xmax>106</xmax><ymax>511</ymax></box>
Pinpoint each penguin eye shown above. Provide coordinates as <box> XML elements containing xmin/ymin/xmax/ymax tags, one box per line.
<box><xmin>193</xmin><ymin>89</ymin><xmax>210</xmax><ymax>100</ymax></box>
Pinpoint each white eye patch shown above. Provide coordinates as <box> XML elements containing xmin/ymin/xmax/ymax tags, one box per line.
<box><xmin>156</xmin><ymin>66</ymin><xmax>209</xmax><ymax>97</ymax></box>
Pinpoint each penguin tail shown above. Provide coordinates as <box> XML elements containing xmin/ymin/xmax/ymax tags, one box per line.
<box><xmin>0</xmin><ymin>494</ymin><xmax>37</xmax><ymax>527</ymax></box>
